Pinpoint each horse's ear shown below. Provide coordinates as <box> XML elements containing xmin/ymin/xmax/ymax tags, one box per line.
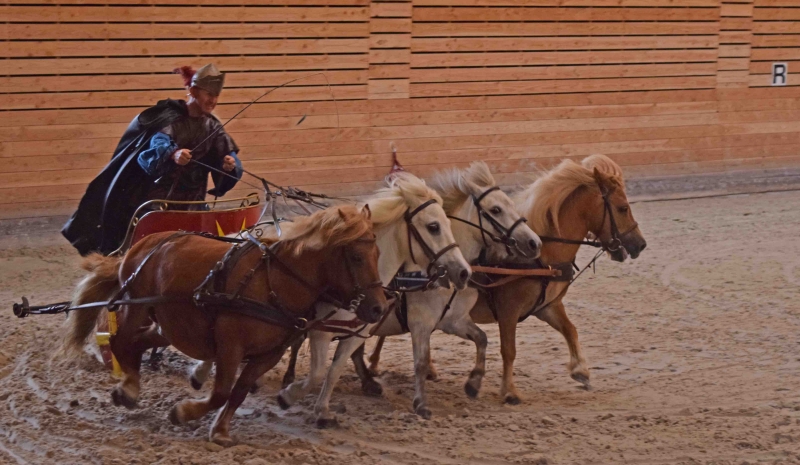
<box><xmin>338</xmin><ymin>208</ymin><xmax>347</xmax><ymax>220</ymax></box>
<box><xmin>461</xmin><ymin>175</ymin><xmax>483</xmax><ymax>198</ymax></box>
<box><xmin>361</xmin><ymin>204</ymin><xmax>372</xmax><ymax>220</ymax></box>
<box><xmin>592</xmin><ymin>167</ymin><xmax>615</xmax><ymax>196</ymax></box>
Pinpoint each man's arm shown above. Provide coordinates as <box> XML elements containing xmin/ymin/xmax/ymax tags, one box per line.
<box><xmin>136</xmin><ymin>132</ymin><xmax>186</xmax><ymax>175</ymax></box>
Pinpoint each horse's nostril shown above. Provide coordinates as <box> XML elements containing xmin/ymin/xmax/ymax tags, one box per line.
<box><xmin>459</xmin><ymin>268</ymin><xmax>469</xmax><ymax>282</ymax></box>
<box><xmin>640</xmin><ymin>241</ymin><xmax>647</xmax><ymax>252</ymax></box>
<box><xmin>529</xmin><ymin>239</ymin><xmax>539</xmax><ymax>251</ymax></box>
<box><xmin>371</xmin><ymin>305</ymin><xmax>383</xmax><ymax>318</ymax></box>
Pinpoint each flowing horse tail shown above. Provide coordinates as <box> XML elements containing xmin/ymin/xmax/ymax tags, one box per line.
<box><xmin>59</xmin><ymin>253</ymin><xmax>122</xmax><ymax>358</ymax></box>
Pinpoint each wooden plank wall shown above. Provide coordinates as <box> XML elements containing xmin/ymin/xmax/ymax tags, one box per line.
<box><xmin>2</xmin><ymin>0</ymin><xmax>800</xmax><ymax>220</ymax></box>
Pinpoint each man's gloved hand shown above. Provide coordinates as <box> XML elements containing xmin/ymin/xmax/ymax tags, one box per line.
<box><xmin>172</xmin><ymin>148</ymin><xmax>192</xmax><ymax>166</ymax></box>
<box><xmin>222</xmin><ymin>155</ymin><xmax>236</xmax><ymax>172</ymax></box>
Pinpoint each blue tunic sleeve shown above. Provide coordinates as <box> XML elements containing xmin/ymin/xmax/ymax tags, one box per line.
<box><xmin>137</xmin><ymin>132</ymin><xmax>177</xmax><ymax>176</ymax></box>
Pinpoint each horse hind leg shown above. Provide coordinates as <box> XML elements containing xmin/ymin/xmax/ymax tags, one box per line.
<box><xmin>536</xmin><ymin>301</ymin><xmax>590</xmax><ymax>387</ymax></box>
<box><xmin>350</xmin><ymin>342</ymin><xmax>383</xmax><ymax>397</ymax></box>
<box><xmin>190</xmin><ymin>360</ymin><xmax>213</xmax><ymax>390</ymax></box>
<box><xmin>366</xmin><ymin>336</ymin><xmax>385</xmax><ymax>376</ymax></box>
<box><xmin>281</xmin><ymin>336</ymin><xmax>304</xmax><ymax>389</ymax></box>
<box><xmin>277</xmin><ymin>331</ymin><xmax>332</xmax><ymax>409</ymax></box>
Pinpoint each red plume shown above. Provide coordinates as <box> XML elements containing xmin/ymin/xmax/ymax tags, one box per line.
<box><xmin>173</xmin><ymin>66</ymin><xmax>195</xmax><ymax>87</ymax></box>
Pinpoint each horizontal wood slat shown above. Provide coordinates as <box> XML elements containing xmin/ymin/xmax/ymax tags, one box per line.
<box><xmin>5</xmin><ymin>5</ymin><xmax>368</xmax><ymax>22</ymax></box>
<box><xmin>6</xmin><ymin>55</ymin><xmax>370</xmax><ymax>76</ymax></box>
<box><xmin>411</xmin><ymin>50</ymin><xmax>718</xmax><ymax>68</ymax></box>
<box><xmin>411</xmin><ymin>36</ymin><xmax>718</xmax><ymax>52</ymax></box>
<box><xmin>7</xmin><ymin>23</ymin><xmax>369</xmax><ymax>40</ymax></box>
<box><xmin>413</xmin><ymin>22</ymin><xmax>721</xmax><ymax>37</ymax></box>
<box><xmin>4</xmin><ymin>39</ymin><xmax>368</xmax><ymax>58</ymax></box>
<box><xmin>413</xmin><ymin>7</ymin><xmax>719</xmax><ymax>22</ymax></box>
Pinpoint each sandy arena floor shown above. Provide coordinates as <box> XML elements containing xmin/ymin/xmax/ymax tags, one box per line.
<box><xmin>1</xmin><ymin>190</ymin><xmax>799</xmax><ymax>465</ymax></box>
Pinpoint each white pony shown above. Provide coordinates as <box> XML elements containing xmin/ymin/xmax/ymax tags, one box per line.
<box><xmin>278</xmin><ymin>162</ymin><xmax>542</xmax><ymax>424</ymax></box>
<box><xmin>189</xmin><ymin>172</ymin><xmax>471</xmax><ymax>416</ymax></box>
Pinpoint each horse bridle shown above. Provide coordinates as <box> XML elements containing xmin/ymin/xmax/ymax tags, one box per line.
<box><xmin>539</xmin><ymin>184</ymin><xmax>639</xmax><ymax>253</ymax></box>
<box><xmin>597</xmin><ymin>190</ymin><xmax>638</xmax><ymax>253</ymax></box>
<box><xmin>336</xmin><ymin>235</ymin><xmax>385</xmax><ymax>313</ymax></box>
<box><xmin>448</xmin><ymin>186</ymin><xmax>529</xmax><ymax>257</ymax></box>
<box><xmin>405</xmin><ymin>198</ymin><xmax>459</xmax><ymax>279</ymax></box>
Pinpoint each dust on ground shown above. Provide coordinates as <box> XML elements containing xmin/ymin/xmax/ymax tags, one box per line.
<box><xmin>1</xmin><ymin>191</ymin><xmax>799</xmax><ymax>465</ymax></box>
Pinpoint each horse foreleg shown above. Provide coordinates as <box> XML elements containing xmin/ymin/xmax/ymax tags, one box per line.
<box><xmin>170</xmin><ymin>343</ymin><xmax>244</xmax><ymax>426</ymax></box>
<box><xmin>277</xmin><ymin>331</ymin><xmax>332</xmax><ymax>409</ymax></box>
<box><xmin>367</xmin><ymin>335</ymin><xmax>385</xmax><ymax>376</ymax></box>
<box><xmin>313</xmin><ymin>336</ymin><xmax>369</xmax><ymax>428</ymax></box>
<box><xmin>536</xmin><ymin>300</ymin><xmax>589</xmax><ymax>387</ymax></box>
<box><xmin>497</xmin><ymin>307</ymin><xmax>523</xmax><ymax>405</ymax></box>
<box><xmin>350</xmin><ymin>342</ymin><xmax>383</xmax><ymax>396</ymax></box>
<box><xmin>438</xmin><ymin>317</ymin><xmax>487</xmax><ymax>399</ymax></box>
<box><xmin>209</xmin><ymin>350</ymin><xmax>284</xmax><ymax>447</ymax></box>
<box><xmin>408</xmin><ymin>322</ymin><xmax>436</xmax><ymax>419</ymax></box>
<box><xmin>281</xmin><ymin>336</ymin><xmax>305</xmax><ymax>389</ymax></box>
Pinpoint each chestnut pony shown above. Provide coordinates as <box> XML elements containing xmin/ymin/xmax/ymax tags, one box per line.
<box><xmin>60</xmin><ymin>205</ymin><xmax>386</xmax><ymax>446</ymax></box>
<box><xmin>470</xmin><ymin>154</ymin><xmax>647</xmax><ymax>403</ymax></box>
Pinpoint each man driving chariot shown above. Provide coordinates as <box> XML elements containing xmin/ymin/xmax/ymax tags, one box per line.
<box><xmin>62</xmin><ymin>64</ymin><xmax>244</xmax><ymax>256</ymax></box>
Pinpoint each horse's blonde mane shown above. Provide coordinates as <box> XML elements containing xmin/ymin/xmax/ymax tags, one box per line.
<box><xmin>366</xmin><ymin>172</ymin><xmax>442</xmax><ymax>230</ymax></box>
<box><xmin>514</xmin><ymin>154</ymin><xmax>624</xmax><ymax>236</ymax></box>
<box><xmin>428</xmin><ymin>161</ymin><xmax>496</xmax><ymax>213</ymax></box>
<box><xmin>272</xmin><ymin>204</ymin><xmax>373</xmax><ymax>255</ymax></box>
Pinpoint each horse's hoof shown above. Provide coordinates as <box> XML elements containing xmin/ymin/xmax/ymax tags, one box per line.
<box><xmin>190</xmin><ymin>376</ymin><xmax>203</xmax><ymax>391</ymax></box>
<box><xmin>367</xmin><ymin>366</ymin><xmax>380</xmax><ymax>377</ymax></box>
<box><xmin>277</xmin><ymin>393</ymin><xmax>291</xmax><ymax>410</ymax></box>
<box><xmin>464</xmin><ymin>381</ymin><xmax>479</xmax><ymax>399</ymax></box>
<box><xmin>210</xmin><ymin>433</ymin><xmax>236</xmax><ymax>448</ymax></box>
<box><xmin>249</xmin><ymin>384</ymin><xmax>259</xmax><ymax>394</ymax></box>
<box><xmin>281</xmin><ymin>375</ymin><xmax>295</xmax><ymax>389</ymax></box>
<box><xmin>111</xmin><ymin>388</ymin><xmax>137</xmax><ymax>410</ymax></box>
<box><xmin>571</xmin><ymin>372</ymin><xmax>591</xmax><ymax>387</ymax></box>
<box><xmin>426</xmin><ymin>372</ymin><xmax>438</xmax><ymax>381</ymax></box>
<box><xmin>415</xmin><ymin>405</ymin><xmax>432</xmax><ymax>420</ymax></box>
<box><xmin>316</xmin><ymin>417</ymin><xmax>339</xmax><ymax>429</ymax></box>
<box><xmin>361</xmin><ymin>379</ymin><xmax>383</xmax><ymax>397</ymax></box>
<box><xmin>168</xmin><ymin>406</ymin><xmax>183</xmax><ymax>425</ymax></box>
<box><xmin>504</xmin><ymin>394</ymin><xmax>522</xmax><ymax>405</ymax></box>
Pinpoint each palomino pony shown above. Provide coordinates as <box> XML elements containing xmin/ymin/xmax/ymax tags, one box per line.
<box><xmin>280</xmin><ymin>162</ymin><xmax>542</xmax><ymax>422</ymax></box>
<box><xmin>369</xmin><ymin>155</ymin><xmax>647</xmax><ymax>404</ymax></box>
<box><xmin>191</xmin><ymin>172</ymin><xmax>472</xmax><ymax>426</ymax></box>
<box><xmin>59</xmin><ymin>205</ymin><xmax>387</xmax><ymax>446</ymax></box>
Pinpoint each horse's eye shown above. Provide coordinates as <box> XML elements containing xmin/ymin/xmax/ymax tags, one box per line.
<box><xmin>350</xmin><ymin>252</ymin><xmax>364</xmax><ymax>264</ymax></box>
<box><xmin>426</xmin><ymin>222</ymin><xmax>441</xmax><ymax>234</ymax></box>
<box><xmin>618</xmin><ymin>206</ymin><xmax>629</xmax><ymax>214</ymax></box>
<box><xmin>490</xmin><ymin>206</ymin><xmax>502</xmax><ymax>215</ymax></box>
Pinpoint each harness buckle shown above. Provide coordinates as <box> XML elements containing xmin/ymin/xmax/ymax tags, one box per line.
<box><xmin>295</xmin><ymin>318</ymin><xmax>308</xmax><ymax>330</ymax></box>
<box><xmin>606</xmin><ymin>237</ymin><xmax>622</xmax><ymax>252</ymax></box>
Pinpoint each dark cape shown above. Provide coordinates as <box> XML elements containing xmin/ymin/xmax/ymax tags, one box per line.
<box><xmin>62</xmin><ymin>99</ymin><xmax>216</xmax><ymax>256</ymax></box>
